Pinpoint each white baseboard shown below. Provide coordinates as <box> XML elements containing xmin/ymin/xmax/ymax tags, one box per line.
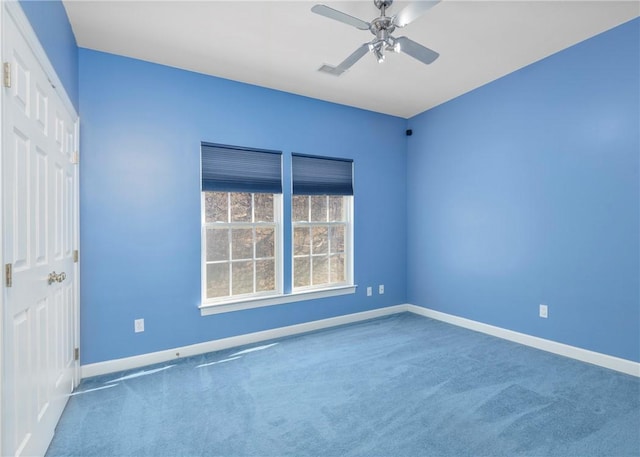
<box><xmin>81</xmin><ymin>305</ymin><xmax>407</xmax><ymax>378</ymax></box>
<box><xmin>406</xmin><ymin>304</ymin><xmax>640</xmax><ymax>377</ymax></box>
<box><xmin>82</xmin><ymin>303</ymin><xmax>640</xmax><ymax>379</ymax></box>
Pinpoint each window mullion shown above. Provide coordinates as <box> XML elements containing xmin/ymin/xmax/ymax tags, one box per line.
<box><xmin>327</xmin><ymin>196</ymin><xmax>332</xmax><ymax>282</ymax></box>
<box><xmin>307</xmin><ymin>197</ymin><xmax>312</xmax><ymax>287</ymax></box>
<box><xmin>252</xmin><ymin>194</ymin><xmax>256</xmax><ymax>294</ymax></box>
<box><xmin>253</xmin><ymin>226</ymin><xmax>257</xmax><ymax>294</ymax></box>
<box><xmin>227</xmin><ymin>192</ymin><xmax>232</xmax><ymax>297</ymax></box>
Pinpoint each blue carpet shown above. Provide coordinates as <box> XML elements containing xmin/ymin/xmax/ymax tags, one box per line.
<box><xmin>46</xmin><ymin>313</ymin><xmax>640</xmax><ymax>456</ymax></box>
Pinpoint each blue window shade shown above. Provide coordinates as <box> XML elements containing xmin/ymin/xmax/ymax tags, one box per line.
<box><xmin>201</xmin><ymin>142</ymin><xmax>282</xmax><ymax>193</ymax></box>
<box><xmin>292</xmin><ymin>153</ymin><xmax>354</xmax><ymax>195</ymax></box>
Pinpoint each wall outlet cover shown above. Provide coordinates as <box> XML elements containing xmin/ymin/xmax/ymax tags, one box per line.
<box><xmin>539</xmin><ymin>304</ymin><xmax>548</xmax><ymax>319</ymax></box>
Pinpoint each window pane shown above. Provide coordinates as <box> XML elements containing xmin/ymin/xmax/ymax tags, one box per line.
<box><xmin>330</xmin><ymin>226</ymin><xmax>345</xmax><ymax>254</ymax></box>
<box><xmin>292</xmin><ymin>195</ymin><xmax>309</xmax><ymax>222</ymax></box>
<box><xmin>206</xmin><ymin>228</ymin><xmax>229</xmax><ymax>261</ymax></box>
<box><xmin>330</xmin><ymin>254</ymin><xmax>345</xmax><ymax>283</ymax></box>
<box><xmin>312</xmin><ymin>256</ymin><xmax>328</xmax><ymax>285</ymax></box>
<box><xmin>203</xmin><ymin>191</ymin><xmax>281</xmax><ymax>303</ymax></box>
<box><xmin>328</xmin><ymin>196</ymin><xmax>344</xmax><ymax>222</ymax></box>
<box><xmin>254</xmin><ymin>193</ymin><xmax>274</xmax><ymax>222</ymax></box>
<box><xmin>256</xmin><ymin>228</ymin><xmax>274</xmax><ymax>258</ymax></box>
<box><xmin>256</xmin><ymin>259</ymin><xmax>275</xmax><ymax>292</ymax></box>
<box><xmin>294</xmin><ymin>257</ymin><xmax>310</xmax><ymax>288</ymax></box>
<box><xmin>232</xmin><ymin>261</ymin><xmax>253</xmax><ymax>295</ymax></box>
<box><xmin>232</xmin><ymin>229</ymin><xmax>253</xmax><ymax>260</ymax></box>
<box><xmin>294</xmin><ymin>227</ymin><xmax>310</xmax><ymax>255</ymax></box>
<box><xmin>312</xmin><ymin>226</ymin><xmax>328</xmax><ymax>254</ymax></box>
<box><xmin>310</xmin><ymin>196</ymin><xmax>327</xmax><ymax>222</ymax></box>
<box><xmin>206</xmin><ymin>263</ymin><xmax>229</xmax><ymax>298</ymax></box>
<box><xmin>230</xmin><ymin>192</ymin><xmax>252</xmax><ymax>222</ymax></box>
<box><xmin>205</xmin><ymin>192</ymin><xmax>228</xmax><ymax>223</ymax></box>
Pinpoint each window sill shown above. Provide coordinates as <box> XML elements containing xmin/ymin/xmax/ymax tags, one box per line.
<box><xmin>199</xmin><ymin>285</ymin><xmax>357</xmax><ymax>316</ymax></box>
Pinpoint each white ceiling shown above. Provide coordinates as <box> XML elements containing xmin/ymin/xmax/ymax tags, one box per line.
<box><xmin>63</xmin><ymin>1</ymin><xmax>639</xmax><ymax>118</ymax></box>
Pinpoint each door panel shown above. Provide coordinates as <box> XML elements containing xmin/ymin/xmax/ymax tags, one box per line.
<box><xmin>35</xmin><ymin>146</ymin><xmax>48</xmax><ymax>266</ymax></box>
<box><xmin>10</xmin><ymin>127</ymin><xmax>30</xmax><ymax>271</ymax></box>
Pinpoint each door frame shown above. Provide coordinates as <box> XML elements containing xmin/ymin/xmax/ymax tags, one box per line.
<box><xmin>0</xmin><ymin>2</ymin><xmax>5</xmax><ymax>454</ymax></box>
<box><xmin>1</xmin><ymin>0</ymin><xmax>81</xmax><ymax>452</ymax></box>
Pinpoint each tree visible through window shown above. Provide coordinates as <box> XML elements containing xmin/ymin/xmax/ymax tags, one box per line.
<box><xmin>203</xmin><ymin>191</ymin><xmax>279</xmax><ymax>300</ymax></box>
<box><xmin>292</xmin><ymin>195</ymin><xmax>350</xmax><ymax>289</ymax></box>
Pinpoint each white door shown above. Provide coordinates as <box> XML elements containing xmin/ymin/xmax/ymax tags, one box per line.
<box><xmin>2</xmin><ymin>4</ymin><xmax>80</xmax><ymax>457</ymax></box>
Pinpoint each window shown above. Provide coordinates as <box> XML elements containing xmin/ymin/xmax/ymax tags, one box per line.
<box><xmin>293</xmin><ymin>195</ymin><xmax>351</xmax><ymax>289</ymax></box>
<box><xmin>200</xmin><ymin>145</ymin><xmax>355</xmax><ymax>314</ymax></box>
<box><xmin>203</xmin><ymin>191</ymin><xmax>280</xmax><ymax>300</ymax></box>
<box><xmin>201</xmin><ymin>143</ymin><xmax>282</xmax><ymax>304</ymax></box>
<box><xmin>291</xmin><ymin>154</ymin><xmax>353</xmax><ymax>291</ymax></box>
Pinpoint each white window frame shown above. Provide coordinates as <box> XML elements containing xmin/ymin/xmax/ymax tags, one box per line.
<box><xmin>292</xmin><ymin>195</ymin><xmax>354</xmax><ymax>292</ymax></box>
<box><xmin>201</xmin><ymin>192</ymin><xmax>284</xmax><ymax>306</ymax></box>
<box><xmin>199</xmin><ymin>192</ymin><xmax>356</xmax><ymax>317</ymax></box>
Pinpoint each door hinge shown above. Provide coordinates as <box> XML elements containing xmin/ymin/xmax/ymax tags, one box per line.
<box><xmin>73</xmin><ymin>250</ymin><xmax>79</xmax><ymax>263</ymax></box>
<box><xmin>5</xmin><ymin>263</ymin><xmax>12</xmax><ymax>287</ymax></box>
<box><xmin>74</xmin><ymin>347</ymin><xmax>80</xmax><ymax>361</ymax></box>
<box><xmin>72</xmin><ymin>151</ymin><xmax>79</xmax><ymax>164</ymax></box>
<box><xmin>3</xmin><ymin>62</ymin><xmax>11</xmax><ymax>88</ymax></box>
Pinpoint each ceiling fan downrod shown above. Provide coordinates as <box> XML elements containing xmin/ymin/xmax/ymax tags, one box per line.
<box><xmin>374</xmin><ymin>0</ymin><xmax>394</xmax><ymax>16</ymax></box>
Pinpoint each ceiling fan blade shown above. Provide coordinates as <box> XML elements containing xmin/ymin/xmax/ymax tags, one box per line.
<box><xmin>319</xmin><ymin>43</ymin><xmax>371</xmax><ymax>76</ymax></box>
<box><xmin>396</xmin><ymin>36</ymin><xmax>439</xmax><ymax>65</ymax></box>
<box><xmin>311</xmin><ymin>4</ymin><xmax>370</xmax><ymax>31</ymax></box>
<box><xmin>393</xmin><ymin>1</ymin><xmax>441</xmax><ymax>27</ymax></box>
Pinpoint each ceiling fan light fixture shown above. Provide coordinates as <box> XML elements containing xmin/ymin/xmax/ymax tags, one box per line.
<box><xmin>384</xmin><ymin>39</ymin><xmax>399</xmax><ymax>53</ymax></box>
<box><xmin>374</xmin><ymin>48</ymin><xmax>385</xmax><ymax>63</ymax></box>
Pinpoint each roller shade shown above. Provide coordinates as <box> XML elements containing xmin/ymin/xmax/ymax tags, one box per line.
<box><xmin>292</xmin><ymin>153</ymin><xmax>353</xmax><ymax>195</ymax></box>
<box><xmin>201</xmin><ymin>142</ymin><xmax>282</xmax><ymax>193</ymax></box>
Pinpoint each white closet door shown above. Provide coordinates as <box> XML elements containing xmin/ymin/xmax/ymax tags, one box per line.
<box><xmin>2</xmin><ymin>5</ymin><xmax>79</xmax><ymax>456</ymax></box>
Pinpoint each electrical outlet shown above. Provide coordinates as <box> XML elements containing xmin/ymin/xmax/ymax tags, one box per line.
<box><xmin>366</xmin><ymin>287</ymin><xmax>372</xmax><ymax>296</ymax></box>
<box><xmin>539</xmin><ymin>304</ymin><xmax>548</xmax><ymax>319</ymax></box>
<box><xmin>379</xmin><ymin>284</ymin><xmax>384</xmax><ymax>295</ymax></box>
<box><xmin>134</xmin><ymin>318</ymin><xmax>145</xmax><ymax>333</ymax></box>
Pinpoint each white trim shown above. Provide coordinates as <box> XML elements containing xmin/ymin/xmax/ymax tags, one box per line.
<box><xmin>82</xmin><ymin>304</ymin><xmax>405</xmax><ymax>378</ymax></box>
<box><xmin>199</xmin><ymin>284</ymin><xmax>357</xmax><ymax>316</ymax></box>
<box><xmin>73</xmin><ymin>117</ymin><xmax>81</xmax><ymax>387</ymax></box>
<box><xmin>406</xmin><ymin>304</ymin><xmax>640</xmax><ymax>377</ymax></box>
<box><xmin>0</xmin><ymin>3</ymin><xmax>5</xmax><ymax>454</ymax></box>
<box><xmin>4</xmin><ymin>1</ymin><xmax>77</xmax><ymax>119</ymax></box>
<box><xmin>82</xmin><ymin>303</ymin><xmax>640</xmax><ymax>379</ymax></box>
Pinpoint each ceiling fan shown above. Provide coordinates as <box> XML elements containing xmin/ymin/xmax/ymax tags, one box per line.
<box><xmin>312</xmin><ymin>0</ymin><xmax>441</xmax><ymax>76</ymax></box>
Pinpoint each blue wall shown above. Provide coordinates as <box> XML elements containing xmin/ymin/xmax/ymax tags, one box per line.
<box><xmin>407</xmin><ymin>18</ymin><xmax>640</xmax><ymax>362</ymax></box>
<box><xmin>18</xmin><ymin>0</ymin><xmax>79</xmax><ymax>110</ymax></box>
<box><xmin>79</xmin><ymin>49</ymin><xmax>408</xmax><ymax>364</ymax></box>
<box><xmin>19</xmin><ymin>0</ymin><xmax>639</xmax><ymax>365</ymax></box>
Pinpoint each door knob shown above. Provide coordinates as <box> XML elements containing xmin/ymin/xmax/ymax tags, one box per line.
<box><xmin>48</xmin><ymin>271</ymin><xmax>66</xmax><ymax>285</ymax></box>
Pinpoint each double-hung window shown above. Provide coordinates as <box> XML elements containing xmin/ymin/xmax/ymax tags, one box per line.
<box><xmin>201</xmin><ymin>143</ymin><xmax>282</xmax><ymax>304</ymax></box>
<box><xmin>291</xmin><ymin>153</ymin><xmax>354</xmax><ymax>291</ymax></box>
<box><xmin>201</xmin><ymin>145</ymin><xmax>355</xmax><ymax>313</ymax></box>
